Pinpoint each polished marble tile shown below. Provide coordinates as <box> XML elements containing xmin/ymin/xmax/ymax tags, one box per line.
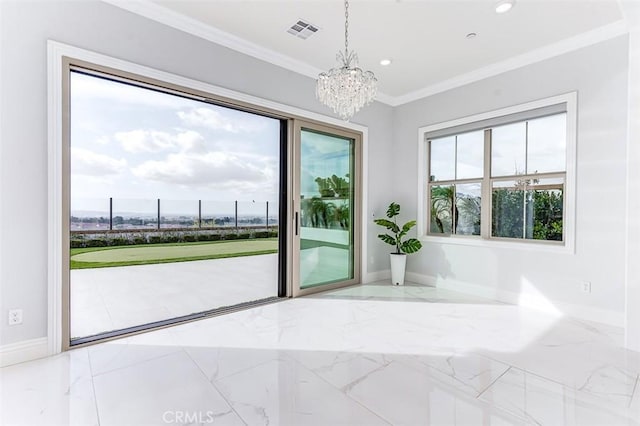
<box><xmin>478</xmin><ymin>336</ymin><xmax>640</xmax><ymax>400</ymax></box>
<box><xmin>479</xmin><ymin>367</ymin><xmax>640</xmax><ymax>425</ymax></box>
<box><xmin>0</xmin><ymin>349</ymin><xmax>98</xmax><ymax>426</ymax></box>
<box><xmin>3</xmin><ymin>281</ymin><xmax>640</xmax><ymax>426</ymax></box>
<box><xmin>215</xmin><ymin>358</ymin><xmax>389</xmax><ymax>425</ymax></box>
<box><xmin>93</xmin><ymin>351</ymin><xmax>244</xmax><ymax>426</ymax></box>
<box><xmin>88</xmin><ymin>328</ymin><xmax>183</xmax><ymax>377</ymax></box>
<box><xmin>405</xmin><ymin>352</ymin><xmax>511</xmax><ymax>397</ymax></box>
<box><xmin>289</xmin><ymin>350</ymin><xmax>391</xmax><ymax>389</ymax></box>
<box><xmin>630</xmin><ymin>378</ymin><xmax>640</xmax><ymax>417</ymax></box>
<box><xmin>185</xmin><ymin>346</ymin><xmax>288</xmax><ymax>382</ymax></box>
<box><xmin>344</xmin><ymin>358</ymin><xmax>524</xmax><ymax>425</ymax></box>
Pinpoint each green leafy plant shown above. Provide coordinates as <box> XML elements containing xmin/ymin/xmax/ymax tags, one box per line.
<box><xmin>315</xmin><ymin>177</ymin><xmax>335</xmax><ymax>198</ymax></box>
<box><xmin>374</xmin><ymin>202</ymin><xmax>423</xmax><ymax>254</ymax></box>
<box><xmin>328</xmin><ymin>174</ymin><xmax>350</xmax><ymax>197</ymax></box>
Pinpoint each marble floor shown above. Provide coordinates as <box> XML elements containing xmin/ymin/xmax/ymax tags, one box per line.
<box><xmin>2</xmin><ymin>282</ymin><xmax>640</xmax><ymax>425</ymax></box>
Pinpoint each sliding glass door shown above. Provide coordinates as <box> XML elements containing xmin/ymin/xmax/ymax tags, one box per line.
<box><xmin>62</xmin><ymin>61</ymin><xmax>362</xmax><ymax>348</ymax></box>
<box><xmin>65</xmin><ymin>64</ymin><xmax>285</xmax><ymax>346</ymax></box>
<box><xmin>292</xmin><ymin>121</ymin><xmax>361</xmax><ymax>296</ymax></box>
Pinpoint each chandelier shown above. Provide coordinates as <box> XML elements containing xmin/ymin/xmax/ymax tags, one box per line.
<box><xmin>316</xmin><ymin>0</ymin><xmax>377</xmax><ymax>121</ymax></box>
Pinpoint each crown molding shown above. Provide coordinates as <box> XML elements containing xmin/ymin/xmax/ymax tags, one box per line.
<box><xmin>390</xmin><ymin>19</ymin><xmax>629</xmax><ymax>106</ymax></box>
<box><xmin>101</xmin><ymin>0</ymin><xmax>396</xmax><ymax>105</ymax></box>
<box><xmin>102</xmin><ymin>1</ymin><xmax>628</xmax><ymax>108</ymax></box>
<box><xmin>102</xmin><ymin>0</ymin><xmax>319</xmax><ymax>78</ymax></box>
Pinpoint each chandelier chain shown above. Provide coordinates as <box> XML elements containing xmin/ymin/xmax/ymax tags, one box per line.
<box><xmin>344</xmin><ymin>0</ymin><xmax>349</xmax><ymax>56</ymax></box>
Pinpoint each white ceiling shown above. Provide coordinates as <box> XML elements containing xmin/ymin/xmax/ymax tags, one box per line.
<box><xmin>138</xmin><ymin>0</ymin><xmax>626</xmax><ymax>104</ymax></box>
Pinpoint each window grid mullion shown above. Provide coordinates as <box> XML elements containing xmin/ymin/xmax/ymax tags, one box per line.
<box><xmin>481</xmin><ymin>129</ymin><xmax>492</xmax><ymax>239</ymax></box>
<box><xmin>453</xmin><ymin>136</ymin><xmax>458</xmax><ymax>235</ymax></box>
<box><xmin>523</xmin><ymin>121</ymin><xmax>529</xmax><ymax>239</ymax></box>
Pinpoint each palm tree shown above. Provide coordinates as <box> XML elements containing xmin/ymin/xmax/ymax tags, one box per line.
<box><xmin>431</xmin><ymin>185</ymin><xmax>457</xmax><ymax>233</ymax></box>
<box><xmin>307</xmin><ymin>197</ymin><xmax>336</xmax><ymax>228</ymax></box>
<box><xmin>456</xmin><ymin>195</ymin><xmax>481</xmax><ymax>235</ymax></box>
<box><xmin>334</xmin><ymin>203</ymin><xmax>350</xmax><ymax>230</ymax></box>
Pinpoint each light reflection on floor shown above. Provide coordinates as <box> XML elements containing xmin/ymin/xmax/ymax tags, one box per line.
<box><xmin>2</xmin><ymin>281</ymin><xmax>639</xmax><ymax>425</ymax></box>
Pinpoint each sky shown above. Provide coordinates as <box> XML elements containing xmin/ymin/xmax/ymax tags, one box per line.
<box><xmin>70</xmin><ymin>71</ymin><xmax>281</xmax><ymax>216</ymax></box>
<box><xmin>300</xmin><ymin>130</ymin><xmax>352</xmax><ymax>198</ymax></box>
<box><xmin>429</xmin><ymin>112</ymin><xmax>567</xmax><ymax>184</ymax></box>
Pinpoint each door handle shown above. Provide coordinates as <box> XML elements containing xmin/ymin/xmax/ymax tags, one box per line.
<box><xmin>295</xmin><ymin>211</ymin><xmax>299</xmax><ymax>236</ymax></box>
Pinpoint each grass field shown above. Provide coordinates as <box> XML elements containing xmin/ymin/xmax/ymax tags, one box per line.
<box><xmin>70</xmin><ymin>239</ymin><xmax>278</xmax><ymax>269</ymax></box>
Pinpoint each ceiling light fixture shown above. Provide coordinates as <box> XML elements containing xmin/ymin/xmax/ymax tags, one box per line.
<box><xmin>495</xmin><ymin>0</ymin><xmax>515</xmax><ymax>14</ymax></box>
<box><xmin>380</xmin><ymin>59</ymin><xmax>392</xmax><ymax>66</ymax></box>
<box><xmin>316</xmin><ymin>0</ymin><xmax>377</xmax><ymax>121</ymax></box>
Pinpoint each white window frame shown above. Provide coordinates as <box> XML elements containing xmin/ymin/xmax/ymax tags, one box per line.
<box><xmin>417</xmin><ymin>92</ymin><xmax>577</xmax><ymax>254</ymax></box>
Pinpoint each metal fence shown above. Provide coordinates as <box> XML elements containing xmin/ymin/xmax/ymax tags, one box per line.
<box><xmin>70</xmin><ymin>198</ymin><xmax>278</xmax><ymax>232</ymax></box>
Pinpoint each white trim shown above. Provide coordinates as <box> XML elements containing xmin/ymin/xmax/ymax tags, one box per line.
<box><xmin>417</xmin><ymin>92</ymin><xmax>577</xmax><ymax>254</ymax></box>
<box><xmin>405</xmin><ymin>272</ymin><xmax>625</xmax><ymax>328</ymax></box>
<box><xmin>363</xmin><ymin>269</ymin><xmax>391</xmax><ymax>284</ymax></box>
<box><xmin>0</xmin><ymin>2</ymin><xmax>4</xmax><ymax>351</ymax></box>
<box><xmin>0</xmin><ymin>338</ymin><xmax>49</xmax><ymax>367</ymax></box>
<box><xmin>393</xmin><ymin>21</ymin><xmax>627</xmax><ymax>106</ymax></box>
<box><xmin>622</xmin><ymin>1</ymin><xmax>640</xmax><ymax>352</ymax></box>
<box><xmin>100</xmin><ymin>0</ymin><xmax>626</xmax><ymax>107</ymax></box>
<box><xmin>47</xmin><ymin>40</ymin><xmax>369</xmax><ymax>354</ymax></box>
<box><xmin>361</xmin><ymin>124</ymin><xmax>370</xmax><ymax>288</ymax></box>
<box><xmin>47</xmin><ymin>43</ymin><xmax>64</xmax><ymax>356</ymax></box>
<box><xmin>101</xmin><ymin>0</ymin><xmax>320</xmax><ymax>78</ymax></box>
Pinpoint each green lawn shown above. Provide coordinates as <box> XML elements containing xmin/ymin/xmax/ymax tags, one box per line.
<box><xmin>70</xmin><ymin>239</ymin><xmax>278</xmax><ymax>269</ymax></box>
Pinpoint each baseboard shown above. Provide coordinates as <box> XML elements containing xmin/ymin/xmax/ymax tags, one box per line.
<box><xmin>405</xmin><ymin>272</ymin><xmax>624</xmax><ymax>328</ymax></box>
<box><xmin>0</xmin><ymin>337</ymin><xmax>49</xmax><ymax>367</ymax></box>
<box><xmin>363</xmin><ymin>269</ymin><xmax>391</xmax><ymax>283</ymax></box>
<box><xmin>405</xmin><ymin>272</ymin><xmax>435</xmax><ymax>286</ymax></box>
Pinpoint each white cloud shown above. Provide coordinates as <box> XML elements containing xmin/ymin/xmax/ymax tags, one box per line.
<box><xmin>177</xmin><ymin>107</ymin><xmax>266</xmax><ymax>134</ymax></box>
<box><xmin>95</xmin><ymin>135</ymin><xmax>110</xmax><ymax>145</ymax></box>
<box><xmin>115</xmin><ymin>130</ymin><xmax>176</xmax><ymax>154</ymax></box>
<box><xmin>174</xmin><ymin>130</ymin><xmax>208</xmax><ymax>154</ymax></box>
<box><xmin>71</xmin><ymin>148</ymin><xmax>127</xmax><ymax>177</ymax></box>
<box><xmin>115</xmin><ymin>129</ymin><xmax>210</xmax><ymax>154</ymax></box>
<box><xmin>132</xmin><ymin>150</ymin><xmax>275</xmax><ymax>192</ymax></box>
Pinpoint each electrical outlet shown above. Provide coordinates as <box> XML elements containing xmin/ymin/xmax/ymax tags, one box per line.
<box><xmin>580</xmin><ymin>281</ymin><xmax>592</xmax><ymax>294</ymax></box>
<box><xmin>8</xmin><ymin>309</ymin><xmax>22</xmax><ymax>325</ymax></box>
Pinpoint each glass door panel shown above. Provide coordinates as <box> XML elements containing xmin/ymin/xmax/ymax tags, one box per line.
<box><xmin>294</xmin><ymin>123</ymin><xmax>360</xmax><ymax>295</ymax></box>
<box><xmin>67</xmin><ymin>67</ymin><xmax>284</xmax><ymax>345</ymax></box>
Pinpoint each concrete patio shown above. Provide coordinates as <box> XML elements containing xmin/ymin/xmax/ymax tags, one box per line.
<box><xmin>70</xmin><ymin>254</ymin><xmax>279</xmax><ymax>339</ymax></box>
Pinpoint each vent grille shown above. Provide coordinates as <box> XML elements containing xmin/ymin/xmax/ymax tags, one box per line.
<box><xmin>287</xmin><ymin>19</ymin><xmax>319</xmax><ymax>40</ymax></box>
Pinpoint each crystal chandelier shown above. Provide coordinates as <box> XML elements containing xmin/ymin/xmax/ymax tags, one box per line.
<box><xmin>316</xmin><ymin>0</ymin><xmax>377</xmax><ymax>121</ymax></box>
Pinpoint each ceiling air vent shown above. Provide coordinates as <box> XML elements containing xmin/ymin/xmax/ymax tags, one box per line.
<box><xmin>286</xmin><ymin>19</ymin><xmax>319</xmax><ymax>40</ymax></box>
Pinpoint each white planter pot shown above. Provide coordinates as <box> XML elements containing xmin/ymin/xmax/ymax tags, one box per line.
<box><xmin>390</xmin><ymin>253</ymin><xmax>407</xmax><ymax>286</ymax></box>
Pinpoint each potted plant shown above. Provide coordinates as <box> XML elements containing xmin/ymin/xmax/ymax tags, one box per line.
<box><xmin>374</xmin><ymin>202</ymin><xmax>422</xmax><ymax>285</ymax></box>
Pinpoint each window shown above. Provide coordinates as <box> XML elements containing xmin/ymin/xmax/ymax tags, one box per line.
<box><xmin>420</xmin><ymin>94</ymin><xmax>576</xmax><ymax>249</ymax></box>
<box><xmin>428</xmin><ymin>131</ymin><xmax>483</xmax><ymax>236</ymax></box>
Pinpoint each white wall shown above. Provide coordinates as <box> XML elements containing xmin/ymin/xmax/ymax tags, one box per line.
<box><xmin>0</xmin><ymin>0</ymin><xmax>394</xmax><ymax>347</ymax></box>
<box><xmin>394</xmin><ymin>36</ymin><xmax>630</xmax><ymax>324</ymax></box>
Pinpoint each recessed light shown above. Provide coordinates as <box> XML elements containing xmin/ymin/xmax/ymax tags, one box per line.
<box><xmin>466</xmin><ymin>32</ymin><xmax>477</xmax><ymax>39</ymax></box>
<box><xmin>380</xmin><ymin>59</ymin><xmax>392</xmax><ymax>66</ymax></box>
<box><xmin>495</xmin><ymin>0</ymin><xmax>514</xmax><ymax>14</ymax></box>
